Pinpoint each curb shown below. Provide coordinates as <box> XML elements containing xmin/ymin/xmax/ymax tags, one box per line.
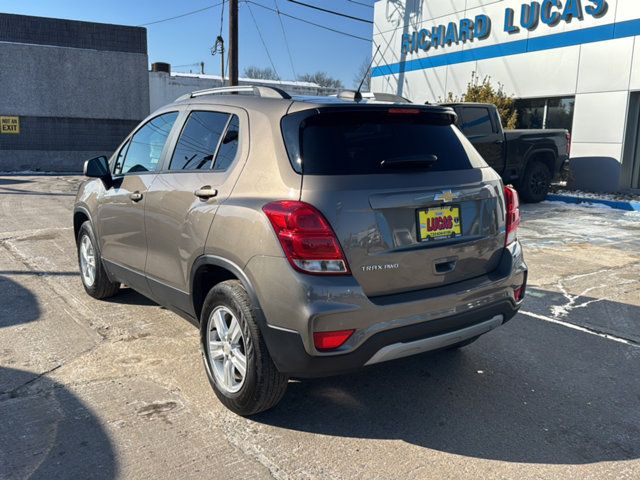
<box><xmin>546</xmin><ymin>194</ymin><xmax>640</xmax><ymax>212</ymax></box>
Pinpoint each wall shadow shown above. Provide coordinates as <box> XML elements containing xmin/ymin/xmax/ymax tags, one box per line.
<box><xmin>256</xmin><ymin>295</ymin><xmax>640</xmax><ymax>465</ymax></box>
<box><xmin>0</xmin><ymin>187</ymin><xmax>76</xmax><ymax>197</ymax></box>
<box><xmin>568</xmin><ymin>156</ymin><xmax>621</xmax><ymax>192</ymax></box>
<box><xmin>0</xmin><ymin>367</ymin><xmax>118</xmax><ymax>479</ymax></box>
<box><xmin>0</xmin><ymin>275</ymin><xmax>41</xmax><ymax>328</ymax></box>
<box><xmin>0</xmin><ymin>178</ymin><xmax>32</xmax><ymax>186</ymax></box>
<box><xmin>0</xmin><ymin>271</ymin><xmax>79</xmax><ymax>276</ymax></box>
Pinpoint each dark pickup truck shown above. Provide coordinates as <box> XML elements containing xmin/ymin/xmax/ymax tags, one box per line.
<box><xmin>444</xmin><ymin>103</ymin><xmax>570</xmax><ymax>202</ymax></box>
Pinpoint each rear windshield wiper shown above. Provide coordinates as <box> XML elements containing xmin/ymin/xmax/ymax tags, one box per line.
<box><xmin>380</xmin><ymin>154</ymin><xmax>438</xmax><ymax>169</ymax></box>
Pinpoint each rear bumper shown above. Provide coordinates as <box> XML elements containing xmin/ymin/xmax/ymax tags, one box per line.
<box><xmin>261</xmin><ymin>299</ymin><xmax>520</xmax><ymax>377</ymax></box>
<box><xmin>249</xmin><ymin>241</ymin><xmax>527</xmax><ymax>377</ymax></box>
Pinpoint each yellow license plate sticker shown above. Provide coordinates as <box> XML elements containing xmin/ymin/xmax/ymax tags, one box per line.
<box><xmin>418</xmin><ymin>206</ymin><xmax>462</xmax><ymax>241</ymax></box>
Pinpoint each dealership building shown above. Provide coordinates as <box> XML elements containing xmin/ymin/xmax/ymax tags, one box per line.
<box><xmin>372</xmin><ymin>0</ymin><xmax>640</xmax><ymax>191</ymax></box>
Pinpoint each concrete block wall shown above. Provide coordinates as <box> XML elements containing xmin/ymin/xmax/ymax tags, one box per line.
<box><xmin>0</xmin><ymin>14</ymin><xmax>149</xmax><ymax>172</ymax></box>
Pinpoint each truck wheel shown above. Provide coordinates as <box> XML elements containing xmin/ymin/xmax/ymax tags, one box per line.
<box><xmin>200</xmin><ymin>280</ymin><xmax>289</xmax><ymax>416</ymax></box>
<box><xmin>77</xmin><ymin>221</ymin><xmax>120</xmax><ymax>299</ymax></box>
<box><xmin>519</xmin><ymin>160</ymin><xmax>551</xmax><ymax>203</ymax></box>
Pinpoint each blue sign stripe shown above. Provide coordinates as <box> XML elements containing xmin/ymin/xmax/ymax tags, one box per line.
<box><xmin>371</xmin><ymin>18</ymin><xmax>640</xmax><ymax>77</ymax></box>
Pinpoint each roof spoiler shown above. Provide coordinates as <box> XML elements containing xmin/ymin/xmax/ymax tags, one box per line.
<box><xmin>336</xmin><ymin>90</ymin><xmax>412</xmax><ymax>104</ymax></box>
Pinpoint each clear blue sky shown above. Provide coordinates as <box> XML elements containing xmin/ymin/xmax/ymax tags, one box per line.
<box><xmin>2</xmin><ymin>0</ymin><xmax>375</xmax><ymax>86</ymax></box>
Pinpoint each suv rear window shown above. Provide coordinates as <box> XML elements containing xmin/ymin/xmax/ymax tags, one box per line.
<box><xmin>282</xmin><ymin>109</ymin><xmax>485</xmax><ymax>175</ymax></box>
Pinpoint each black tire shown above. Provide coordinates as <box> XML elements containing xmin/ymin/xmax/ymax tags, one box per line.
<box><xmin>446</xmin><ymin>336</ymin><xmax>480</xmax><ymax>350</ymax></box>
<box><xmin>76</xmin><ymin>221</ymin><xmax>120</xmax><ymax>299</ymax></box>
<box><xmin>519</xmin><ymin>160</ymin><xmax>552</xmax><ymax>203</ymax></box>
<box><xmin>200</xmin><ymin>280</ymin><xmax>288</xmax><ymax>416</ymax></box>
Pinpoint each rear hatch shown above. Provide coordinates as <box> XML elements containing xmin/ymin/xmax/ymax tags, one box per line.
<box><xmin>282</xmin><ymin>106</ymin><xmax>506</xmax><ymax>297</ymax></box>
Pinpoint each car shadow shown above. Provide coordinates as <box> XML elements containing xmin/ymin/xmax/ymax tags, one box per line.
<box><xmin>256</xmin><ymin>298</ymin><xmax>640</xmax><ymax>465</ymax></box>
<box><xmin>0</xmin><ymin>275</ymin><xmax>41</xmax><ymax>328</ymax></box>
<box><xmin>0</xmin><ymin>367</ymin><xmax>118</xmax><ymax>479</ymax></box>
<box><xmin>104</xmin><ymin>287</ymin><xmax>158</xmax><ymax>307</ymax></box>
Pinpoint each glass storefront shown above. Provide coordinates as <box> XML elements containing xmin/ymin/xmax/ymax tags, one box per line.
<box><xmin>515</xmin><ymin>96</ymin><xmax>575</xmax><ymax>132</ymax></box>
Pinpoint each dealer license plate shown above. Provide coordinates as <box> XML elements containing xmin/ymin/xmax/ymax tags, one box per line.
<box><xmin>417</xmin><ymin>206</ymin><xmax>462</xmax><ymax>242</ymax></box>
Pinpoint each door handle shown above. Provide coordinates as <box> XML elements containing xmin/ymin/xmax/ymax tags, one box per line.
<box><xmin>194</xmin><ymin>186</ymin><xmax>218</xmax><ymax>200</ymax></box>
<box><xmin>129</xmin><ymin>191</ymin><xmax>143</xmax><ymax>202</ymax></box>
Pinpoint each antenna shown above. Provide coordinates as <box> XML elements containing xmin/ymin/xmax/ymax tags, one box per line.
<box><xmin>356</xmin><ymin>44</ymin><xmax>381</xmax><ymax>97</ymax></box>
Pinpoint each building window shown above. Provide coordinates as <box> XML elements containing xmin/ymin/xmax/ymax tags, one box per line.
<box><xmin>515</xmin><ymin>96</ymin><xmax>575</xmax><ymax>132</ymax></box>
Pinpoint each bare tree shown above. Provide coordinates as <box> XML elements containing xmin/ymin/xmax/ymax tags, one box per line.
<box><xmin>298</xmin><ymin>71</ymin><xmax>344</xmax><ymax>89</ymax></box>
<box><xmin>243</xmin><ymin>66</ymin><xmax>279</xmax><ymax>80</ymax></box>
<box><xmin>352</xmin><ymin>57</ymin><xmax>372</xmax><ymax>91</ymax></box>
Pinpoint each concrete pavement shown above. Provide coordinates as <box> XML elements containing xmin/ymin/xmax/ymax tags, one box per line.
<box><xmin>0</xmin><ymin>176</ymin><xmax>639</xmax><ymax>479</ymax></box>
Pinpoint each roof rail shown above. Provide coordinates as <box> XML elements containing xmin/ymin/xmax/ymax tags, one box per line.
<box><xmin>176</xmin><ymin>85</ymin><xmax>292</xmax><ymax>102</ymax></box>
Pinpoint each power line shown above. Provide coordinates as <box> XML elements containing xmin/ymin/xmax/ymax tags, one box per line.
<box><xmin>245</xmin><ymin>1</ymin><xmax>281</xmax><ymax>81</ymax></box>
<box><xmin>244</xmin><ymin>0</ymin><xmax>370</xmax><ymax>42</ymax></box>
<box><xmin>219</xmin><ymin>0</ymin><xmax>226</xmax><ymax>37</ymax></box>
<box><xmin>274</xmin><ymin>0</ymin><xmax>297</xmax><ymax>79</ymax></box>
<box><xmin>138</xmin><ymin>1</ymin><xmax>227</xmax><ymax>27</ymax></box>
<box><xmin>287</xmin><ymin>0</ymin><xmax>373</xmax><ymax>24</ymax></box>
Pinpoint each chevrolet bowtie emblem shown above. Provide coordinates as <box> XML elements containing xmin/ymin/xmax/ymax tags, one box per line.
<box><xmin>434</xmin><ymin>190</ymin><xmax>459</xmax><ymax>203</ymax></box>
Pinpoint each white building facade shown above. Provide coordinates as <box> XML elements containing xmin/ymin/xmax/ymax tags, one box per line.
<box><xmin>372</xmin><ymin>0</ymin><xmax>640</xmax><ymax>191</ymax></box>
<box><xmin>149</xmin><ymin>70</ymin><xmax>338</xmax><ymax>113</ymax></box>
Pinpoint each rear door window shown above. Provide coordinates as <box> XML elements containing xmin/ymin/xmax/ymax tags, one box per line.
<box><xmin>170</xmin><ymin>111</ymin><xmax>231</xmax><ymax>171</ymax></box>
<box><xmin>460</xmin><ymin>107</ymin><xmax>495</xmax><ymax>137</ymax></box>
<box><xmin>283</xmin><ymin>109</ymin><xmax>484</xmax><ymax>175</ymax></box>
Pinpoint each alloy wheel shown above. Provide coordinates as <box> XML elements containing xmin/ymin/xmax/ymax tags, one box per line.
<box><xmin>79</xmin><ymin>234</ymin><xmax>96</xmax><ymax>287</ymax></box>
<box><xmin>207</xmin><ymin>306</ymin><xmax>247</xmax><ymax>394</ymax></box>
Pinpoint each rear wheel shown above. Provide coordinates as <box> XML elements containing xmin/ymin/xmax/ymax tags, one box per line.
<box><xmin>201</xmin><ymin>280</ymin><xmax>288</xmax><ymax>416</ymax></box>
<box><xmin>77</xmin><ymin>221</ymin><xmax>120</xmax><ymax>299</ymax></box>
<box><xmin>519</xmin><ymin>160</ymin><xmax>552</xmax><ymax>203</ymax></box>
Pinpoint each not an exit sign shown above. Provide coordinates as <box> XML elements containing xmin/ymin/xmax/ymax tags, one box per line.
<box><xmin>0</xmin><ymin>116</ymin><xmax>20</xmax><ymax>134</ymax></box>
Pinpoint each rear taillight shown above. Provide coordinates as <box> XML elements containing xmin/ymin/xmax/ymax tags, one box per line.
<box><xmin>504</xmin><ymin>185</ymin><xmax>521</xmax><ymax>246</ymax></box>
<box><xmin>313</xmin><ymin>329</ymin><xmax>355</xmax><ymax>351</ymax></box>
<box><xmin>262</xmin><ymin>200</ymin><xmax>350</xmax><ymax>275</ymax></box>
<box><xmin>566</xmin><ymin>132</ymin><xmax>571</xmax><ymax>156</ymax></box>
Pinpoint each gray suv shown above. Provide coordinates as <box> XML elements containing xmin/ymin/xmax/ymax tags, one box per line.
<box><xmin>74</xmin><ymin>86</ymin><xmax>527</xmax><ymax>416</ymax></box>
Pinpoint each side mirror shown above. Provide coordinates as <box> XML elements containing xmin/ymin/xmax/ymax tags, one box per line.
<box><xmin>84</xmin><ymin>156</ymin><xmax>112</xmax><ymax>188</ymax></box>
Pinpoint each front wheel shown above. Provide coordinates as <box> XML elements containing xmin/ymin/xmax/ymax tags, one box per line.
<box><xmin>201</xmin><ymin>280</ymin><xmax>288</xmax><ymax>416</ymax></box>
<box><xmin>519</xmin><ymin>160</ymin><xmax>552</xmax><ymax>203</ymax></box>
<box><xmin>77</xmin><ymin>221</ymin><xmax>120</xmax><ymax>299</ymax></box>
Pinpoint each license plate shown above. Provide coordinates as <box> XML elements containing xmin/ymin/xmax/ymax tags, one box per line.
<box><xmin>417</xmin><ymin>205</ymin><xmax>462</xmax><ymax>242</ymax></box>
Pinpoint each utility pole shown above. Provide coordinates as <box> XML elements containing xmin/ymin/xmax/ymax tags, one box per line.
<box><xmin>229</xmin><ymin>0</ymin><xmax>239</xmax><ymax>86</ymax></box>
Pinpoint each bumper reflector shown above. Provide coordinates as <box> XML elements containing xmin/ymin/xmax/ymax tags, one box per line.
<box><xmin>514</xmin><ymin>286</ymin><xmax>525</xmax><ymax>302</ymax></box>
<box><xmin>313</xmin><ymin>329</ymin><xmax>355</xmax><ymax>351</ymax></box>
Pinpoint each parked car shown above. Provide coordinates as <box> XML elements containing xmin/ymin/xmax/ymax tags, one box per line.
<box><xmin>74</xmin><ymin>86</ymin><xmax>528</xmax><ymax>416</ymax></box>
<box><xmin>443</xmin><ymin>102</ymin><xmax>571</xmax><ymax>202</ymax></box>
